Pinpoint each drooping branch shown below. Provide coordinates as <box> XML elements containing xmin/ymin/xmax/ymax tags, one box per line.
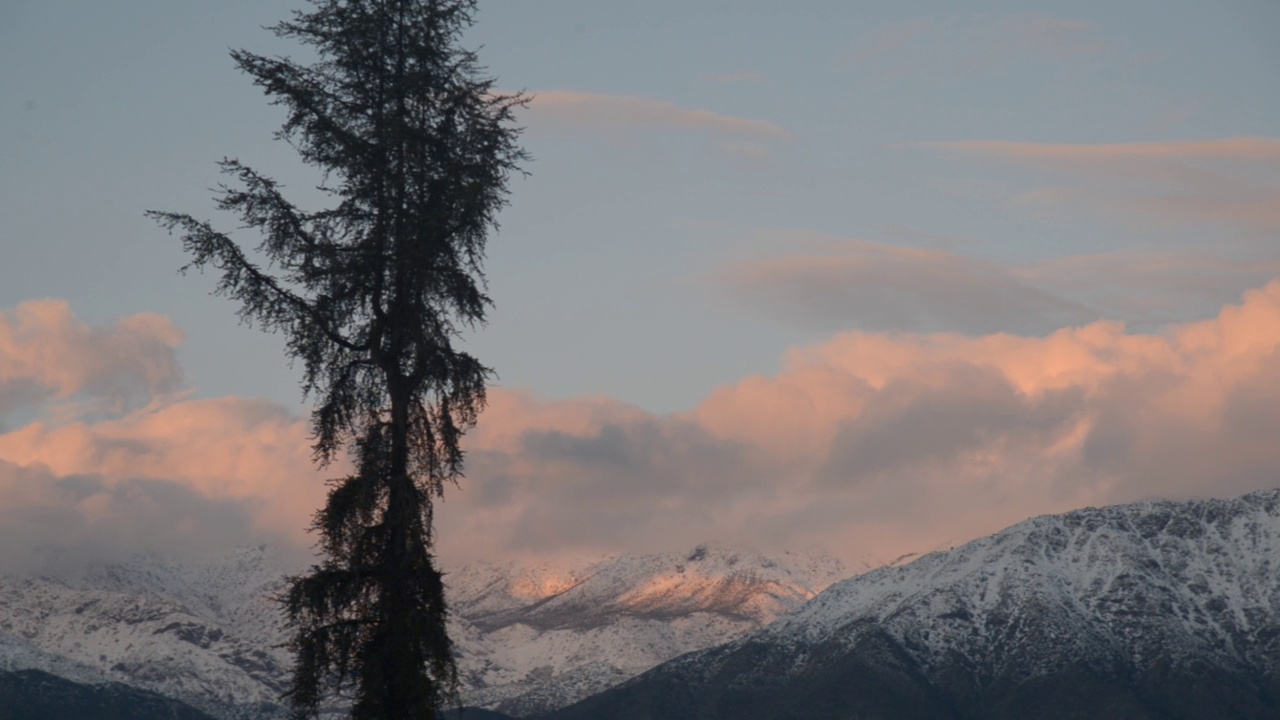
<box><xmin>147</xmin><ymin>211</ymin><xmax>367</xmax><ymax>354</ymax></box>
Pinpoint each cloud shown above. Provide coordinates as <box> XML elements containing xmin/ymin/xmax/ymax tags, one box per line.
<box><xmin>710</xmin><ymin>234</ymin><xmax>1100</xmax><ymax>335</ymax></box>
<box><xmin>0</xmin><ymin>300</ymin><xmax>184</xmax><ymax>419</ymax></box>
<box><xmin>0</xmin><ymin>396</ymin><xmax>326</xmax><ymax>541</ymax></box>
<box><xmin>0</xmin><ymin>460</ymin><xmax>284</xmax><ymax>575</ymax></box>
<box><xmin>437</xmin><ymin>281</ymin><xmax>1280</xmax><ymax>564</ymax></box>
<box><xmin>1022</xmin><ymin>252</ymin><xmax>1280</xmax><ymax>326</ymax></box>
<box><xmin>918</xmin><ymin>137</ymin><xmax>1280</xmax><ymax>233</ymax></box>
<box><xmin>7</xmin><ymin>289</ymin><xmax>1280</xmax><ymax>572</ymax></box>
<box><xmin>709</xmin><ymin>228</ymin><xmax>1280</xmax><ymax>334</ymax></box>
<box><xmin>523</xmin><ymin>90</ymin><xmax>794</xmax><ymax>142</ymax></box>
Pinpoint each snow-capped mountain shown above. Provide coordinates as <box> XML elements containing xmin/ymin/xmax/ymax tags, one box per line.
<box><xmin>0</xmin><ymin>544</ymin><xmax>846</xmax><ymax>718</ymax></box>
<box><xmin>550</xmin><ymin>490</ymin><xmax>1280</xmax><ymax>720</ymax></box>
<box><xmin>450</xmin><ymin>545</ymin><xmax>849</xmax><ymax>716</ymax></box>
<box><xmin>0</xmin><ymin>546</ymin><xmax>293</xmax><ymax>719</ymax></box>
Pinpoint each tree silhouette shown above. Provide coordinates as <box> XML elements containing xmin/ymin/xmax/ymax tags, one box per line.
<box><xmin>148</xmin><ymin>1</ymin><xmax>526</xmax><ymax>717</ymax></box>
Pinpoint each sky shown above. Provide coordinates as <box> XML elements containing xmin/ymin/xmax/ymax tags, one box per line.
<box><xmin>1</xmin><ymin>0</ymin><xmax>1279</xmax><ymax>572</ymax></box>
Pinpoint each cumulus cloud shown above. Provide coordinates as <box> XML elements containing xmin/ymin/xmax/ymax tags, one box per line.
<box><xmin>0</xmin><ymin>299</ymin><xmax>184</xmax><ymax>420</ymax></box>
<box><xmin>434</xmin><ymin>281</ymin><xmax>1280</xmax><ymax>564</ymax></box>
<box><xmin>0</xmin><ymin>395</ymin><xmax>325</xmax><ymax>573</ymax></box>
<box><xmin>0</xmin><ymin>460</ymin><xmax>285</xmax><ymax>575</ymax></box>
<box><xmin>0</xmin><ymin>301</ymin><xmax>322</xmax><ymax>570</ymax></box>
<box><xmin>0</xmin><ymin>396</ymin><xmax>325</xmax><ymax>523</ymax></box>
<box><xmin>6</xmin><ymin>289</ymin><xmax>1280</xmax><ymax>571</ymax></box>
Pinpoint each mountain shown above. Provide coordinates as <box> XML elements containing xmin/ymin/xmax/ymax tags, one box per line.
<box><xmin>0</xmin><ymin>669</ymin><xmax>217</xmax><ymax>720</ymax></box>
<box><xmin>0</xmin><ymin>545</ymin><xmax>845</xmax><ymax>718</ymax></box>
<box><xmin>449</xmin><ymin>546</ymin><xmax>849</xmax><ymax>716</ymax></box>
<box><xmin>0</xmin><ymin>546</ymin><xmax>293</xmax><ymax>719</ymax></box>
<box><xmin>546</xmin><ymin>490</ymin><xmax>1280</xmax><ymax>720</ymax></box>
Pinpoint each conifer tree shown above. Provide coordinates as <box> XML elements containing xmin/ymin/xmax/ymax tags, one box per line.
<box><xmin>148</xmin><ymin>1</ymin><xmax>526</xmax><ymax>717</ymax></box>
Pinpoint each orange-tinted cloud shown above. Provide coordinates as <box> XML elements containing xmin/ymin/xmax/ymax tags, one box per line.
<box><xmin>0</xmin><ymin>300</ymin><xmax>184</xmax><ymax>418</ymax></box>
<box><xmin>431</xmin><ymin>281</ymin><xmax>1280</xmax><ymax>564</ymax></box>
<box><xmin>5</xmin><ymin>287</ymin><xmax>1280</xmax><ymax>570</ymax></box>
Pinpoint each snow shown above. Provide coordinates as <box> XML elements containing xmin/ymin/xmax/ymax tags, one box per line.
<box><xmin>11</xmin><ymin>490</ymin><xmax>1273</xmax><ymax>716</ymax></box>
<box><xmin>760</xmin><ymin>490</ymin><xmax>1280</xmax><ymax>682</ymax></box>
<box><xmin>0</xmin><ymin>543</ymin><xmax>847</xmax><ymax>718</ymax></box>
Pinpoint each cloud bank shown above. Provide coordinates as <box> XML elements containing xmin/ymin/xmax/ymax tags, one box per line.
<box><xmin>4</xmin><ymin>284</ymin><xmax>1280</xmax><ymax>571</ymax></box>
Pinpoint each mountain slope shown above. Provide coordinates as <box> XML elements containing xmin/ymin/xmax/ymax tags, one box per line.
<box><xmin>547</xmin><ymin>490</ymin><xmax>1280</xmax><ymax>720</ymax></box>
<box><xmin>447</xmin><ymin>545</ymin><xmax>848</xmax><ymax>716</ymax></box>
<box><xmin>0</xmin><ymin>545</ymin><xmax>845</xmax><ymax>718</ymax></box>
<box><xmin>0</xmin><ymin>547</ymin><xmax>292</xmax><ymax>719</ymax></box>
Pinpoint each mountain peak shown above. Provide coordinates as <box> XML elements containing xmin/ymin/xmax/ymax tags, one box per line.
<box><xmin>549</xmin><ymin>489</ymin><xmax>1280</xmax><ymax>720</ymax></box>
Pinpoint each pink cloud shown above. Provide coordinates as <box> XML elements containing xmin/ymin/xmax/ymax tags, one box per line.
<box><xmin>0</xmin><ymin>300</ymin><xmax>184</xmax><ymax>416</ymax></box>
<box><xmin>0</xmin><ymin>397</ymin><xmax>326</xmax><ymax>547</ymax></box>
<box><xmin>6</xmin><ymin>288</ymin><xmax>1280</xmax><ymax>570</ymax></box>
<box><xmin>434</xmin><ymin>281</ymin><xmax>1280</xmax><ymax>564</ymax></box>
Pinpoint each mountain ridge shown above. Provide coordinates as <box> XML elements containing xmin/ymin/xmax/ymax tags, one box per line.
<box><xmin>545</xmin><ymin>489</ymin><xmax>1280</xmax><ymax>720</ymax></box>
<box><xmin>0</xmin><ymin>544</ymin><xmax>845</xmax><ymax>718</ymax></box>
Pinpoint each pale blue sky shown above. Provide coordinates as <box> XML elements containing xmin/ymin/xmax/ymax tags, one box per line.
<box><xmin>2</xmin><ymin>0</ymin><xmax>1278</xmax><ymax>414</ymax></box>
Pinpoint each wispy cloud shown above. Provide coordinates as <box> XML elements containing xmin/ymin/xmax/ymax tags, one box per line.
<box><xmin>918</xmin><ymin>137</ymin><xmax>1280</xmax><ymax>234</ymax></box>
<box><xmin>709</xmin><ymin>229</ymin><xmax>1280</xmax><ymax>335</ymax></box>
<box><xmin>524</xmin><ymin>90</ymin><xmax>794</xmax><ymax>142</ymax></box>
<box><xmin>710</xmin><ymin>233</ymin><xmax>1098</xmax><ymax>335</ymax></box>
<box><xmin>1021</xmin><ymin>251</ymin><xmax>1280</xmax><ymax>326</ymax></box>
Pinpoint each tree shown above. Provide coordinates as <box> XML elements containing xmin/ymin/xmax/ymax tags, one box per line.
<box><xmin>147</xmin><ymin>1</ymin><xmax>526</xmax><ymax>718</ymax></box>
